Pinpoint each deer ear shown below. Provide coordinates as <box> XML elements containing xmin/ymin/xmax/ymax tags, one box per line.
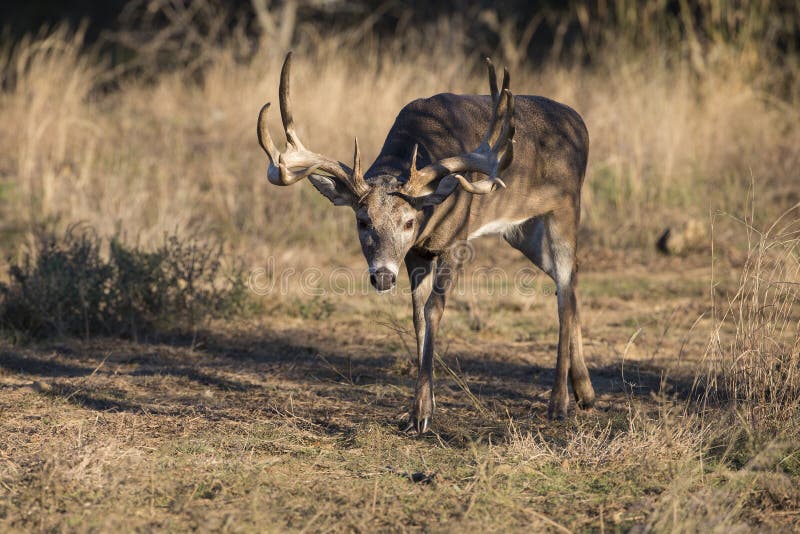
<box><xmin>308</xmin><ymin>174</ymin><xmax>357</xmax><ymax>207</ymax></box>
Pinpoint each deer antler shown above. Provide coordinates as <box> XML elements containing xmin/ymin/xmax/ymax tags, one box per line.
<box><xmin>485</xmin><ymin>56</ymin><xmax>510</xmax><ymax>105</ymax></box>
<box><xmin>257</xmin><ymin>52</ymin><xmax>370</xmax><ymax>199</ymax></box>
<box><xmin>402</xmin><ymin>59</ymin><xmax>515</xmax><ymax>197</ymax></box>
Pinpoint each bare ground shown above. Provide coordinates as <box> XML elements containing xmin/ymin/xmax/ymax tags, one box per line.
<box><xmin>1</xmin><ymin>251</ymin><xmax>798</xmax><ymax>532</ymax></box>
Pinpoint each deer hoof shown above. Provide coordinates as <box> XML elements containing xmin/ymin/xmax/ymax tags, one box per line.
<box><xmin>402</xmin><ymin>416</ymin><xmax>430</xmax><ymax>435</ymax></box>
<box><xmin>572</xmin><ymin>380</ymin><xmax>596</xmax><ymax>410</ymax></box>
<box><xmin>547</xmin><ymin>401</ymin><xmax>569</xmax><ymax>421</ymax></box>
<box><xmin>404</xmin><ymin>391</ymin><xmax>434</xmax><ymax>435</ymax></box>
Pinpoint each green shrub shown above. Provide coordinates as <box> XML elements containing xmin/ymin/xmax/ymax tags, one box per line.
<box><xmin>0</xmin><ymin>224</ymin><xmax>246</xmax><ymax>340</ymax></box>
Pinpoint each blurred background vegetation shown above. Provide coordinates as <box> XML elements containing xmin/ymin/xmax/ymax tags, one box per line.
<box><xmin>2</xmin><ymin>1</ymin><xmax>800</xmax><ymax>63</ymax></box>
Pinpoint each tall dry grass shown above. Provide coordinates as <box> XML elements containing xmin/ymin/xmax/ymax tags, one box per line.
<box><xmin>701</xmin><ymin>202</ymin><xmax>800</xmax><ymax>431</ymax></box>
<box><xmin>0</xmin><ymin>2</ymin><xmax>797</xmax><ymax>263</ymax></box>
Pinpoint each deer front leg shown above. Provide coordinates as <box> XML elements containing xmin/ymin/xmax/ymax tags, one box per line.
<box><xmin>405</xmin><ymin>251</ymin><xmax>435</xmax><ymax>369</ymax></box>
<box><xmin>405</xmin><ymin>249</ymin><xmax>459</xmax><ymax>434</ymax></box>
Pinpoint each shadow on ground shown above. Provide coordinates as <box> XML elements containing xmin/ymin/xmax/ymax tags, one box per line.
<box><xmin>0</xmin><ymin>325</ymin><xmax>701</xmax><ymax>446</ymax></box>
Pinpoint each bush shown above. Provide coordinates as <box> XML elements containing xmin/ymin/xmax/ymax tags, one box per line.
<box><xmin>0</xmin><ymin>224</ymin><xmax>246</xmax><ymax>340</ymax></box>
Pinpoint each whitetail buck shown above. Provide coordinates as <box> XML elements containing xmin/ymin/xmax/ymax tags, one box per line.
<box><xmin>257</xmin><ymin>53</ymin><xmax>595</xmax><ymax>433</ymax></box>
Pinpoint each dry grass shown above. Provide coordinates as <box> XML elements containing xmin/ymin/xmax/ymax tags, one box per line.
<box><xmin>0</xmin><ymin>1</ymin><xmax>799</xmax><ymax>531</ymax></box>
<box><xmin>0</xmin><ymin>255</ymin><xmax>797</xmax><ymax>531</ymax></box>
<box><xmin>701</xmin><ymin>202</ymin><xmax>800</xmax><ymax>432</ymax></box>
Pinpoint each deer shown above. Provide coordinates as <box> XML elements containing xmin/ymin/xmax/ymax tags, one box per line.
<box><xmin>257</xmin><ymin>52</ymin><xmax>595</xmax><ymax>433</ymax></box>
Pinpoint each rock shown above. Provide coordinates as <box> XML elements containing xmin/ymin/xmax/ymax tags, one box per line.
<box><xmin>31</xmin><ymin>381</ymin><xmax>52</xmax><ymax>393</ymax></box>
<box><xmin>657</xmin><ymin>218</ymin><xmax>707</xmax><ymax>255</ymax></box>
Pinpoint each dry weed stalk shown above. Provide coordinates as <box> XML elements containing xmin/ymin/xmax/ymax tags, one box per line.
<box><xmin>703</xmin><ymin>202</ymin><xmax>800</xmax><ymax>430</ymax></box>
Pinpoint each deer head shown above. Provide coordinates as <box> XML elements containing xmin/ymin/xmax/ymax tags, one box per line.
<box><xmin>257</xmin><ymin>53</ymin><xmax>515</xmax><ymax>292</ymax></box>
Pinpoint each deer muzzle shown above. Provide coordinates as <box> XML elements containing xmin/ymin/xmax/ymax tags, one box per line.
<box><xmin>370</xmin><ymin>267</ymin><xmax>397</xmax><ymax>292</ymax></box>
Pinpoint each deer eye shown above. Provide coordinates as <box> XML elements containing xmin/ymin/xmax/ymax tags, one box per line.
<box><xmin>357</xmin><ymin>219</ymin><xmax>369</xmax><ymax>230</ymax></box>
<box><xmin>404</xmin><ymin>219</ymin><xmax>414</xmax><ymax>230</ymax></box>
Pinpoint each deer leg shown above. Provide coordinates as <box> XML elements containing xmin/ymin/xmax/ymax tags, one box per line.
<box><xmin>405</xmin><ymin>249</ymin><xmax>459</xmax><ymax>434</ymax></box>
<box><xmin>405</xmin><ymin>251</ymin><xmax>435</xmax><ymax>368</ymax></box>
<box><xmin>569</xmin><ymin>277</ymin><xmax>595</xmax><ymax>409</ymax></box>
<box><xmin>544</xmin><ymin>211</ymin><xmax>580</xmax><ymax>420</ymax></box>
<box><xmin>508</xmin><ymin>214</ymin><xmax>595</xmax><ymax>417</ymax></box>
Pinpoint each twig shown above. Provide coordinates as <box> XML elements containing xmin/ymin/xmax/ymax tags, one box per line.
<box><xmin>434</xmin><ymin>353</ymin><xmax>491</xmax><ymax>418</ymax></box>
<box><xmin>315</xmin><ymin>352</ymin><xmax>353</xmax><ymax>385</ymax></box>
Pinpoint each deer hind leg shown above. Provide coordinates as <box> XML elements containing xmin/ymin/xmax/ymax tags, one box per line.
<box><xmin>505</xmin><ymin>214</ymin><xmax>594</xmax><ymax>419</ymax></box>
<box><xmin>569</xmin><ymin>278</ymin><xmax>595</xmax><ymax>409</ymax></box>
<box><xmin>504</xmin><ymin>217</ymin><xmax>566</xmax><ymax>418</ymax></box>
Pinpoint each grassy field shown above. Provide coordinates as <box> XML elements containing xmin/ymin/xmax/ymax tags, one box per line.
<box><xmin>1</xmin><ymin>247</ymin><xmax>798</xmax><ymax>531</ymax></box>
<box><xmin>1</xmin><ymin>1</ymin><xmax>799</xmax><ymax>531</ymax></box>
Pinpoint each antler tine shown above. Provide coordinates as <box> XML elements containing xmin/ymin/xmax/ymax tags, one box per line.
<box><xmin>488</xmin><ymin>87</ymin><xmax>514</xmax><ymax>150</ymax></box>
<box><xmin>484</xmin><ymin>58</ymin><xmax>509</xmax><ymax>105</ymax></box>
<box><xmin>409</xmin><ymin>143</ymin><xmax>420</xmax><ymax>178</ymax></box>
<box><xmin>257</xmin><ymin>103</ymin><xmax>279</xmax><ymax>163</ymax></box>
<box><xmin>485</xmin><ymin>57</ymin><xmax>498</xmax><ymax>99</ymax></box>
<box><xmin>349</xmin><ymin>138</ymin><xmax>370</xmax><ymax>198</ymax></box>
<box><xmin>485</xmin><ymin>82</ymin><xmax>508</xmax><ymax>148</ymax></box>
<box><xmin>498</xmin><ymin>90</ymin><xmax>515</xmax><ymax>171</ymax></box>
<box><xmin>454</xmin><ymin>173</ymin><xmax>506</xmax><ymax>194</ymax></box>
<box><xmin>353</xmin><ymin>137</ymin><xmax>362</xmax><ymax>178</ymax></box>
<box><xmin>279</xmin><ymin>51</ymin><xmax>304</xmax><ymax>150</ymax></box>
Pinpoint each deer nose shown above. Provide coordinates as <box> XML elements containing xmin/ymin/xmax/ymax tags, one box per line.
<box><xmin>370</xmin><ymin>267</ymin><xmax>396</xmax><ymax>291</ymax></box>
